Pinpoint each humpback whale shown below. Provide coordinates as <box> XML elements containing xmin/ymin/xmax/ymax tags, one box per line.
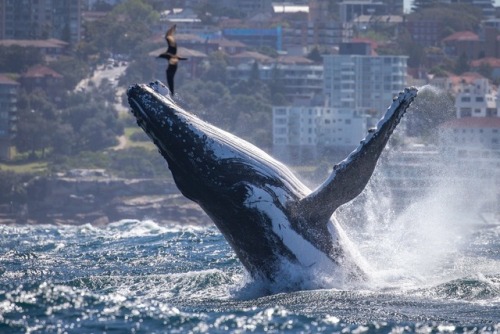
<box><xmin>127</xmin><ymin>81</ymin><xmax>418</xmax><ymax>285</ymax></box>
<box><xmin>158</xmin><ymin>24</ymin><xmax>187</xmax><ymax>95</ymax></box>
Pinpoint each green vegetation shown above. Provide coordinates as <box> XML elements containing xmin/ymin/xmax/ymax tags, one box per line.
<box><xmin>0</xmin><ymin>46</ymin><xmax>44</xmax><ymax>73</ymax></box>
<box><xmin>0</xmin><ymin>161</ymin><xmax>47</xmax><ymax>174</ymax></box>
<box><xmin>48</xmin><ymin>148</ymin><xmax>171</xmax><ymax>179</ymax></box>
<box><xmin>411</xmin><ymin>1</ymin><xmax>482</xmax><ymax>34</ymax></box>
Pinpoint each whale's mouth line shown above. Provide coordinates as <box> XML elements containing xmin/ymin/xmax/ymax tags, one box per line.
<box><xmin>129</xmin><ymin>98</ymin><xmax>152</xmax><ymax>132</ymax></box>
<box><xmin>129</xmin><ymin>97</ymin><xmax>171</xmax><ymax>156</ymax></box>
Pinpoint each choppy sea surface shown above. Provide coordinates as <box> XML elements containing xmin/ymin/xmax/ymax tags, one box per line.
<box><xmin>0</xmin><ymin>205</ymin><xmax>499</xmax><ymax>334</ymax></box>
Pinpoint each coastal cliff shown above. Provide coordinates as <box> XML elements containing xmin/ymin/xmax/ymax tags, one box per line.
<box><xmin>1</xmin><ymin>169</ymin><xmax>210</xmax><ymax>225</ymax></box>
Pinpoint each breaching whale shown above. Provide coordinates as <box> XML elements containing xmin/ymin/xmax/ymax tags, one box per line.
<box><xmin>127</xmin><ymin>81</ymin><xmax>418</xmax><ymax>285</ymax></box>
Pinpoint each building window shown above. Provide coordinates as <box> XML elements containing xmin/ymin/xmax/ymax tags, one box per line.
<box><xmin>275</xmin><ymin>108</ymin><xmax>286</xmax><ymax>116</ymax></box>
<box><xmin>460</xmin><ymin>108</ymin><xmax>472</xmax><ymax>117</ymax></box>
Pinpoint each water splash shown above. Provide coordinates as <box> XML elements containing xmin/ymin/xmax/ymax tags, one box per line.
<box><xmin>336</xmin><ymin>85</ymin><xmax>499</xmax><ymax>292</ymax></box>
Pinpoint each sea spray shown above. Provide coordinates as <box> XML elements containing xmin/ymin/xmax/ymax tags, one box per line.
<box><xmin>336</xmin><ymin>85</ymin><xmax>498</xmax><ymax>290</ymax></box>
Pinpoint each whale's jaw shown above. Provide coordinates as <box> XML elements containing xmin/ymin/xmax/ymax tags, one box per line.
<box><xmin>127</xmin><ymin>81</ymin><xmax>418</xmax><ymax>285</ymax></box>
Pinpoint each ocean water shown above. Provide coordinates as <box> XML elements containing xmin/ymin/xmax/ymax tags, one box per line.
<box><xmin>0</xmin><ymin>207</ymin><xmax>499</xmax><ymax>333</ymax></box>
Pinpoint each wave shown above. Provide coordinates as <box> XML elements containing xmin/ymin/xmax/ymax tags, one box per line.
<box><xmin>415</xmin><ymin>274</ymin><xmax>500</xmax><ymax>302</ymax></box>
<box><xmin>65</xmin><ymin>269</ymin><xmax>238</xmax><ymax>301</ymax></box>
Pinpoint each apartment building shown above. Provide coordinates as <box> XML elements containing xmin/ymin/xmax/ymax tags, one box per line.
<box><xmin>0</xmin><ymin>0</ymin><xmax>82</xmax><ymax>45</ymax></box>
<box><xmin>454</xmin><ymin>78</ymin><xmax>498</xmax><ymax>118</ymax></box>
<box><xmin>227</xmin><ymin>59</ymin><xmax>324</xmax><ymax>100</ymax></box>
<box><xmin>272</xmin><ymin>104</ymin><xmax>366</xmax><ymax>162</ymax></box>
<box><xmin>0</xmin><ymin>74</ymin><xmax>18</xmax><ymax>161</ymax></box>
<box><xmin>323</xmin><ymin>52</ymin><xmax>408</xmax><ymax>117</ymax></box>
<box><xmin>437</xmin><ymin>74</ymin><xmax>500</xmax><ymax>182</ymax></box>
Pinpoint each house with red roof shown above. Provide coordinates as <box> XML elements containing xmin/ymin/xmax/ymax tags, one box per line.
<box><xmin>470</xmin><ymin>57</ymin><xmax>500</xmax><ymax>79</ymax></box>
<box><xmin>228</xmin><ymin>51</ymin><xmax>274</xmax><ymax>66</ymax></box>
<box><xmin>20</xmin><ymin>65</ymin><xmax>64</xmax><ymax>99</ymax></box>
<box><xmin>442</xmin><ymin>28</ymin><xmax>500</xmax><ymax>60</ymax></box>
<box><xmin>0</xmin><ymin>39</ymin><xmax>69</xmax><ymax>60</ymax></box>
<box><xmin>429</xmin><ymin>72</ymin><xmax>486</xmax><ymax>95</ymax></box>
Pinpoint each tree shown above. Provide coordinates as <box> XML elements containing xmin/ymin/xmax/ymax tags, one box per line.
<box><xmin>14</xmin><ymin>90</ymin><xmax>58</xmax><ymax>158</ymax></box>
<box><xmin>50</xmin><ymin>123</ymin><xmax>76</xmax><ymax>156</ymax></box>
<box><xmin>50</xmin><ymin>56</ymin><xmax>90</xmax><ymax>91</ymax></box>
<box><xmin>200</xmin><ymin>51</ymin><xmax>228</xmax><ymax>84</ymax></box>
<box><xmin>268</xmin><ymin>65</ymin><xmax>287</xmax><ymax>105</ymax></box>
<box><xmin>228</xmin><ymin>94</ymin><xmax>273</xmax><ymax>148</ymax></box>
<box><xmin>82</xmin><ymin>0</ymin><xmax>159</xmax><ymax>58</ymax></box>
<box><xmin>15</xmin><ymin>110</ymin><xmax>52</xmax><ymax>158</ymax></box>
<box><xmin>113</xmin><ymin>0</ymin><xmax>159</xmax><ymax>23</ymax></box>
<box><xmin>120</xmin><ymin>55</ymin><xmax>157</xmax><ymax>85</ymax></box>
<box><xmin>454</xmin><ymin>52</ymin><xmax>469</xmax><ymax>75</ymax></box>
<box><xmin>477</xmin><ymin>62</ymin><xmax>493</xmax><ymax>81</ymax></box>
<box><xmin>92</xmin><ymin>0</ymin><xmax>114</xmax><ymax>11</ymax></box>
<box><xmin>408</xmin><ymin>4</ymin><xmax>482</xmax><ymax>40</ymax></box>
<box><xmin>0</xmin><ymin>46</ymin><xmax>44</xmax><ymax>73</ymax></box>
<box><xmin>249</xmin><ymin>61</ymin><xmax>260</xmax><ymax>84</ymax></box>
<box><xmin>307</xmin><ymin>46</ymin><xmax>323</xmax><ymax>63</ymax></box>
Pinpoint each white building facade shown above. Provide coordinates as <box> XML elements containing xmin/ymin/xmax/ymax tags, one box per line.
<box><xmin>323</xmin><ymin>54</ymin><xmax>408</xmax><ymax>116</ymax></box>
<box><xmin>272</xmin><ymin>104</ymin><xmax>366</xmax><ymax>162</ymax></box>
<box><xmin>227</xmin><ymin>62</ymin><xmax>324</xmax><ymax>100</ymax></box>
<box><xmin>455</xmin><ymin>78</ymin><xmax>498</xmax><ymax>118</ymax></box>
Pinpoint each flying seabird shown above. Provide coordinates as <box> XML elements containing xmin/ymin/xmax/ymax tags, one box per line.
<box><xmin>158</xmin><ymin>24</ymin><xmax>187</xmax><ymax>95</ymax></box>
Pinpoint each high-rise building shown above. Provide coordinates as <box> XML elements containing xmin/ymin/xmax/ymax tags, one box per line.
<box><xmin>323</xmin><ymin>53</ymin><xmax>408</xmax><ymax>116</ymax></box>
<box><xmin>0</xmin><ymin>0</ymin><xmax>82</xmax><ymax>45</ymax></box>
<box><xmin>272</xmin><ymin>104</ymin><xmax>366</xmax><ymax>162</ymax></box>
<box><xmin>0</xmin><ymin>74</ymin><xmax>19</xmax><ymax>161</ymax></box>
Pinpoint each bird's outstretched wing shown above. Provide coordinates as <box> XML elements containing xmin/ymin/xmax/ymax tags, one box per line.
<box><xmin>165</xmin><ymin>24</ymin><xmax>177</xmax><ymax>52</ymax></box>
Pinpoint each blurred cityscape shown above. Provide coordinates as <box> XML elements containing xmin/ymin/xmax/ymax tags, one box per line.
<box><xmin>0</xmin><ymin>0</ymin><xmax>500</xmax><ymax>222</ymax></box>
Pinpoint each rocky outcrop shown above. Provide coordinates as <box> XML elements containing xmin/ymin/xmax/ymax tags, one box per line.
<box><xmin>13</xmin><ymin>169</ymin><xmax>210</xmax><ymax>225</ymax></box>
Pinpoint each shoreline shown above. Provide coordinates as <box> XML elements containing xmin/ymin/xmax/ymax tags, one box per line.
<box><xmin>0</xmin><ymin>169</ymin><xmax>212</xmax><ymax>226</ymax></box>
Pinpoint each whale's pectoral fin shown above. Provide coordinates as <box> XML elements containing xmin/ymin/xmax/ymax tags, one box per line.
<box><xmin>298</xmin><ymin>87</ymin><xmax>418</xmax><ymax>226</ymax></box>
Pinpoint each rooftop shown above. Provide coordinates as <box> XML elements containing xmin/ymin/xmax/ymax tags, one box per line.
<box><xmin>0</xmin><ymin>74</ymin><xmax>19</xmax><ymax>85</ymax></box>
<box><xmin>353</xmin><ymin>15</ymin><xmax>403</xmax><ymax>24</ymax></box>
<box><xmin>230</xmin><ymin>51</ymin><xmax>274</xmax><ymax>63</ymax></box>
<box><xmin>272</xmin><ymin>3</ymin><xmax>309</xmax><ymax>14</ymax></box>
<box><xmin>149</xmin><ymin>46</ymin><xmax>207</xmax><ymax>58</ymax></box>
<box><xmin>0</xmin><ymin>39</ymin><xmax>68</xmax><ymax>48</ymax></box>
<box><xmin>447</xmin><ymin>72</ymin><xmax>486</xmax><ymax>85</ymax></box>
<box><xmin>470</xmin><ymin>57</ymin><xmax>500</xmax><ymax>68</ymax></box>
<box><xmin>442</xmin><ymin>31</ymin><xmax>479</xmax><ymax>42</ymax></box>
<box><xmin>276</xmin><ymin>55</ymin><xmax>314</xmax><ymax>65</ymax></box>
<box><xmin>23</xmin><ymin>65</ymin><xmax>63</xmax><ymax>78</ymax></box>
